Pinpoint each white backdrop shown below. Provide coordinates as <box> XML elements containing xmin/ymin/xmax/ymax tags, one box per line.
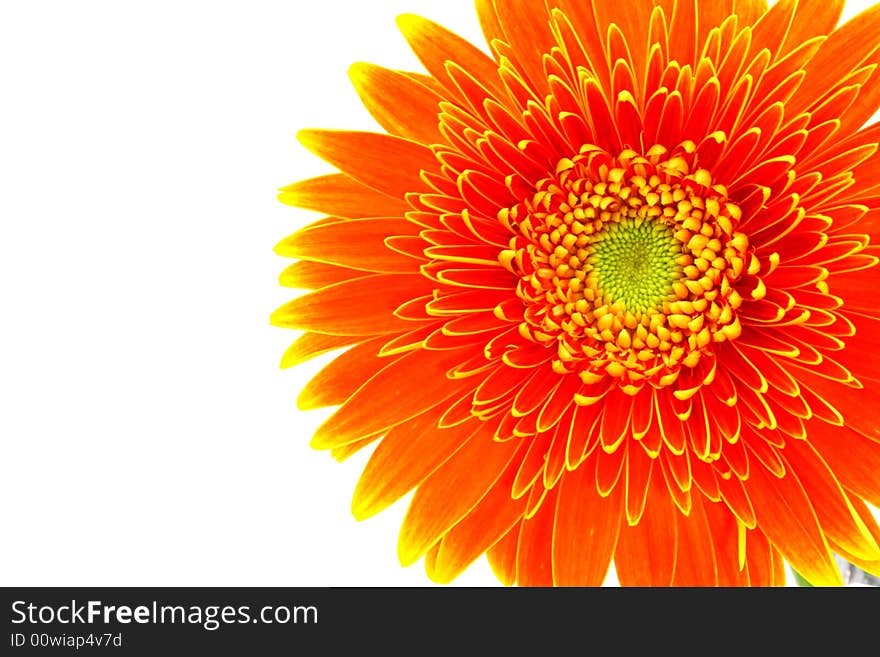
<box><xmin>1</xmin><ymin>0</ymin><xmax>877</xmax><ymax>587</ymax></box>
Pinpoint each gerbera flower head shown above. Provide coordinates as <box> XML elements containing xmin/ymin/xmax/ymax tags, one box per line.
<box><xmin>274</xmin><ymin>0</ymin><xmax>880</xmax><ymax>586</ymax></box>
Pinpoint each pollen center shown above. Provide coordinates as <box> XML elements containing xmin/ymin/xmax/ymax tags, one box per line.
<box><xmin>588</xmin><ymin>217</ymin><xmax>682</xmax><ymax>314</ymax></box>
<box><xmin>499</xmin><ymin>144</ymin><xmax>765</xmax><ymax>391</ymax></box>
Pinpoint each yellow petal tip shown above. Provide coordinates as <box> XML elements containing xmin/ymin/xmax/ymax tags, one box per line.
<box><xmin>397</xmin><ymin>533</ymin><xmax>424</xmax><ymax>568</ymax></box>
<box><xmin>347</xmin><ymin>62</ymin><xmax>369</xmax><ymax>84</ymax></box>
<box><xmin>395</xmin><ymin>13</ymin><xmax>425</xmax><ymax>36</ymax></box>
<box><xmin>350</xmin><ymin>498</ymin><xmax>377</xmax><ymax>522</ymax></box>
<box><xmin>295</xmin><ymin>128</ymin><xmax>322</xmax><ymax>151</ymax></box>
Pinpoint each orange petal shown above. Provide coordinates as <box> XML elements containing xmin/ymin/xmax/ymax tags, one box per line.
<box><xmin>564</xmin><ymin>402</ymin><xmax>603</xmax><ymax>470</ymax></box>
<box><xmin>329</xmin><ymin>435</ymin><xmax>381</xmax><ymax>463</ymax></box>
<box><xmin>421</xmin><ymin>542</ymin><xmax>442</xmax><ymax>581</ymax></box>
<box><xmin>749</xmin><ymin>0</ymin><xmax>797</xmax><ymax>60</ymax></box>
<box><xmin>693</xmin><ymin>2</ymin><xmax>735</xmax><ymax>48</ymax></box>
<box><xmin>296</xmin><ymin>336</ymin><xmax>385</xmax><ymax>411</ymax></box>
<box><xmin>543</xmin><ymin>418</ymin><xmax>571</xmax><ymax>492</ymax></box>
<box><xmin>831</xmin><ymin>271</ymin><xmax>880</xmax><ymax>315</ymax></box>
<box><xmin>552</xmin><ymin>461</ymin><xmax>623</xmax><ymax>586</ymax></box>
<box><xmin>396</xmin><ymin>13</ymin><xmax>506</xmax><ymax>101</ymax></box>
<box><xmin>536</xmin><ymin>374</ymin><xmax>580</xmax><ymax>433</ymax></box>
<box><xmin>349</xmin><ymin>63</ymin><xmax>444</xmax><ymax>144</ymax></box>
<box><xmin>656</xmin><ymin>391</ymin><xmax>687</xmax><ymax>454</ymax></box>
<box><xmin>599</xmin><ymin>387</ymin><xmax>633</xmax><ymax>452</ymax></box>
<box><xmin>595</xmin><ymin>444</ymin><xmax>626</xmax><ymax>496</ymax></box>
<box><xmin>624</xmin><ymin>443</ymin><xmax>653</xmax><ymax>526</ymax></box>
<box><xmin>614</xmin><ymin>472</ymin><xmax>678</xmax><ymax>586</ymax></box>
<box><xmin>745</xmin><ymin>459</ymin><xmax>843</xmax><ymax>586</ymax></box>
<box><xmin>278</xmin><ymin>173</ymin><xmax>410</xmax><ymax>218</ymax></box>
<box><xmin>297</xmin><ymin>129</ymin><xmax>437</xmax><ymax>197</ymax></box>
<box><xmin>474</xmin><ymin>362</ymin><xmax>527</xmax><ymax>406</ymax></box>
<box><xmin>717</xmin><ymin>471</ymin><xmax>757</xmax><ymax>529</ymax></box>
<box><xmin>474</xmin><ymin>0</ymin><xmax>504</xmax><ymax>55</ymax></box>
<box><xmin>271</xmin><ymin>273</ymin><xmax>430</xmax><ymax>336</ymax></box>
<box><xmin>511</xmin><ymin>432</ymin><xmax>551</xmax><ymax>498</ymax></box>
<box><xmin>733</xmin><ymin>0</ymin><xmax>770</xmax><ymax>24</ymax></box>
<box><xmin>279</xmin><ymin>332</ymin><xmax>358</xmax><ymax>369</ymax></box>
<box><xmin>789</xmin><ymin>363</ymin><xmax>880</xmax><ymax>441</ymax></box>
<box><xmin>278</xmin><ymin>260</ymin><xmax>364</xmax><ymax>290</ymax></box>
<box><xmin>671</xmin><ymin>495</ymin><xmax>720</xmax><ymax>586</ymax></box>
<box><xmin>827</xmin><ymin>498</ymin><xmax>880</xmax><ymax>578</ymax></box>
<box><xmin>550</xmin><ymin>2</ymin><xmax>611</xmax><ymax>91</ymax></box>
<box><xmin>782</xmin><ymin>439</ymin><xmax>880</xmax><ymax>561</ymax></box>
<box><xmin>703</xmin><ymin>501</ymin><xmax>751</xmax><ymax>586</ymax></box>
<box><xmin>380</xmin><ymin>322</ymin><xmax>444</xmax><ymax>357</ymax></box>
<box><xmin>664</xmin><ymin>0</ymin><xmax>698</xmax><ymax>66</ymax></box>
<box><xmin>515</xmin><ymin>485</ymin><xmax>559</xmax><ymax>587</ymax></box>
<box><xmin>275</xmin><ymin>218</ymin><xmax>421</xmax><ymax>273</ymax></box>
<box><xmin>596</xmin><ymin>0</ymin><xmax>654</xmax><ymax>76</ymax></box>
<box><xmin>836</xmin><ymin>73</ymin><xmax>880</xmax><ymax>153</ymax></box>
<box><xmin>494</xmin><ymin>0</ymin><xmax>560</xmax><ymax>96</ymax></box>
<box><xmin>834</xmin><ymin>312</ymin><xmax>880</xmax><ymax>381</ymax></box>
<box><xmin>807</xmin><ymin>421</ymin><xmax>880</xmax><ymax>508</ymax></box>
<box><xmin>312</xmin><ymin>346</ymin><xmax>471</xmax><ymax>449</ymax></box>
<box><xmin>352</xmin><ymin>405</ymin><xmax>477</xmax><ymax>520</ymax></box>
<box><xmin>398</xmin><ymin>425</ymin><xmax>523</xmax><ymax>566</ymax></box>
<box><xmin>790</xmin><ymin>2</ymin><xmax>880</xmax><ymax>127</ymax></box>
<box><xmin>486</xmin><ymin>523</ymin><xmax>521</xmax><ymax>586</ymax></box>
<box><xmin>742</xmin><ymin>528</ymin><xmax>781</xmax><ymax>586</ymax></box>
<box><xmin>511</xmin><ymin>365</ymin><xmax>560</xmax><ymax>418</ymax></box>
<box><xmin>660</xmin><ymin>452</ymin><xmax>692</xmax><ymax>516</ymax></box>
<box><xmin>432</xmin><ymin>456</ymin><xmax>528</xmax><ymax>583</ymax></box>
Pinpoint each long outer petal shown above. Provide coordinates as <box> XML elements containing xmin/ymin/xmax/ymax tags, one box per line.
<box><xmin>398</xmin><ymin>424</ymin><xmax>523</xmax><ymax>566</ymax></box>
<box><xmin>614</xmin><ymin>472</ymin><xmax>678</xmax><ymax>586</ymax></box>
<box><xmin>551</xmin><ymin>462</ymin><xmax>624</xmax><ymax>586</ymax></box>
<box><xmin>746</xmin><ymin>459</ymin><xmax>843</xmax><ymax>586</ymax></box>
<box><xmin>352</xmin><ymin>406</ymin><xmax>478</xmax><ymax>520</ymax></box>
<box><xmin>278</xmin><ymin>173</ymin><xmax>411</xmax><ymax>218</ymax></box>
<box><xmin>312</xmin><ymin>347</ymin><xmax>471</xmax><ymax>448</ymax></box>
<box><xmin>298</xmin><ymin>129</ymin><xmax>438</xmax><ymax>197</ymax></box>
<box><xmin>349</xmin><ymin>63</ymin><xmax>445</xmax><ymax>144</ymax></box>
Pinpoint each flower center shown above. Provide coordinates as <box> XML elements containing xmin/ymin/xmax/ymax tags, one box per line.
<box><xmin>587</xmin><ymin>216</ymin><xmax>682</xmax><ymax>314</ymax></box>
<box><xmin>499</xmin><ymin>144</ymin><xmax>763</xmax><ymax>392</ymax></box>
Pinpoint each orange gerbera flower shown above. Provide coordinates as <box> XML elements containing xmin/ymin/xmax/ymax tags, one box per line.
<box><xmin>273</xmin><ymin>0</ymin><xmax>880</xmax><ymax>586</ymax></box>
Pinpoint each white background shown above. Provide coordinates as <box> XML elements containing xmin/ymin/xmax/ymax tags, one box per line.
<box><xmin>0</xmin><ymin>0</ymin><xmax>877</xmax><ymax>587</ymax></box>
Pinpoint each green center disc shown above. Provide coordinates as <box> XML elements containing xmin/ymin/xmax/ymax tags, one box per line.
<box><xmin>587</xmin><ymin>217</ymin><xmax>683</xmax><ymax>314</ymax></box>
